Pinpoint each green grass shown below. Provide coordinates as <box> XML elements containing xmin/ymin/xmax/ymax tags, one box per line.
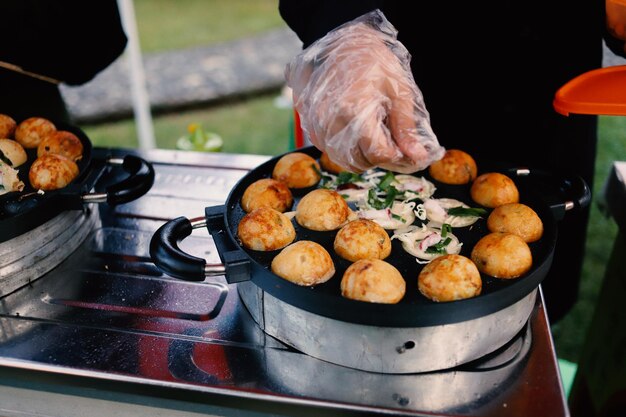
<box><xmin>84</xmin><ymin>0</ymin><xmax>293</xmax><ymax>156</ymax></box>
<box><xmin>134</xmin><ymin>0</ymin><xmax>287</xmax><ymax>53</ymax></box>
<box><xmin>79</xmin><ymin>1</ymin><xmax>626</xmax><ymax>365</ymax></box>
<box><xmin>82</xmin><ymin>94</ymin><xmax>293</xmax><ymax>156</ymax></box>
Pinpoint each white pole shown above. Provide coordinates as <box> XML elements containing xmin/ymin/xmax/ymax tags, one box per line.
<box><xmin>117</xmin><ymin>0</ymin><xmax>156</xmax><ymax>149</ymax></box>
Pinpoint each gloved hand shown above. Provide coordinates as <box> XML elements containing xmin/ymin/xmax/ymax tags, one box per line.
<box><xmin>285</xmin><ymin>9</ymin><xmax>445</xmax><ymax>174</ymax></box>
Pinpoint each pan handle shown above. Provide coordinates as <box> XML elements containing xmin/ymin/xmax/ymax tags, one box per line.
<box><xmin>149</xmin><ymin>216</ymin><xmax>228</xmax><ymax>281</ymax></box>
<box><xmin>149</xmin><ymin>206</ymin><xmax>251</xmax><ymax>283</ymax></box>
<box><xmin>504</xmin><ymin>168</ymin><xmax>591</xmax><ymax>220</ymax></box>
<box><xmin>82</xmin><ymin>155</ymin><xmax>155</xmax><ymax>205</ymax></box>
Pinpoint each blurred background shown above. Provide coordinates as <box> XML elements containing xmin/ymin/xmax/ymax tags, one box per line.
<box><xmin>62</xmin><ymin>0</ymin><xmax>297</xmax><ymax>155</ymax></box>
<box><xmin>60</xmin><ymin>0</ymin><xmax>626</xmax><ymax>395</ymax></box>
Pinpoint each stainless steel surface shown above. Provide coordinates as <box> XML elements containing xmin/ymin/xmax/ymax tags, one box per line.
<box><xmin>249</xmin><ymin>284</ymin><xmax>536</xmax><ymax>373</ymax></box>
<box><xmin>0</xmin><ymin>205</ymin><xmax>100</xmax><ymax>297</ymax></box>
<box><xmin>262</xmin><ymin>322</ymin><xmax>533</xmax><ymax>412</ymax></box>
<box><xmin>0</xmin><ymin>148</ymin><xmax>569</xmax><ymax>417</ymax></box>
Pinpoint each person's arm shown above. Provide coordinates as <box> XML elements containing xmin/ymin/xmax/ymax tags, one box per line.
<box><xmin>0</xmin><ymin>0</ymin><xmax>127</xmax><ymax>85</ymax></box>
<box><xmin>278</xmin><ymin>0</ymin><xmax>381</xmax><ymax>48</ymax></box>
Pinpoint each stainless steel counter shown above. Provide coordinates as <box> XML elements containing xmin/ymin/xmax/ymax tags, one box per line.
<box><xmin>0</xmin><ymin>148</ymin><xmax>569</xmax><ymax>417</ymax></box>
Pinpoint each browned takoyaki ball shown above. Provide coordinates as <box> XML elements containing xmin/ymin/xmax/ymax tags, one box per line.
<box><xmin>15</xmin><ymin>117</ymin><xmax>56</xmax><ymax>149</ymax></box>
<box><xmin>272</xmin><ymin>152</ymin><xmax>321</xmax><ymax>188</ymax></box>
<box><xmin>341</xmin><ymin>259</ymin><xmax>406</xmax><ymax>304</ymax></box>
<box><xmin>0</xmin><ymin>114</ymin><xmax>17</xmax><ymax>138</ymax></box>
<box><xmin>237</xmin><ymin>206</ymin><xmax>296</xmax><ymax>251</ymax></box>
<box><xmin>470</xmin><ymin>172</ymin><xmax>519</xmax><ymax>208</ymax></box>
<box><xmin>320</xmin><ymin>151</ymin><xmax>347</xmax><ymax>174</ymax></box>
<box><xmin>471</xmin><ymin>232</ymin><xmax>532</xmax><ymax>279</ymax></box>
<box><xmin>487</xmin><ymin>203</ymin><xmax>544</xmax><ymax>243</ymax></box>
<box><xmin>428</xmin><ymin>149</ymin><xmax>478</xmax><ymax>185</ymax></box>
<box><xmin>241</xmin><ymin>178</ymin><xmax>294</xmax><ymax>213</ymax></box>
<box><xmin>29</xmin><ymin>153</ymin><xmax>79</xmax><ymax>191</ymax></box>
<box><xmin>271</xmin><ymin>240</ymin><xmax>335</xmax><ymax>286</ymax></box>
<box><xmin>334</xmin><ymin>219</ymin><xmax>391</xmax><ymax>262</ymax></box>
<box><xmin>418</xmin><ymin>254</ymin><xmax>482</xmax><ymax>302</ymax></box>
<box><xmin>295</xmin><ymin>188</ymin><xmax>352</xmax><ymax>231</ymax></box>
<box><xmin>0</xmin><ymin>139</ymin><xmax>27</xmax><ymax>167</ymax></box>
<box><xmin>37</xmin><ymin>130</ymin><xmax>84</xmax><ymax>162</ymax></box>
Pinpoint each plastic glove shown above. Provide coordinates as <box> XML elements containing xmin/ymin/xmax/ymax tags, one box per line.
<box><xmin>285</xmin><ymin>9</ymin><xmax>445</xmax><ymax>174</ymax></box>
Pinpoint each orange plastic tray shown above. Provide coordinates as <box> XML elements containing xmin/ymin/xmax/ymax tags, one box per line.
<box><xmin>553</xmin><ymin>65</ymin><xmax>626</xmax><ymax>116</ymax></box>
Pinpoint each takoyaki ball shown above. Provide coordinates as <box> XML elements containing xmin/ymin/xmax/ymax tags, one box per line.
<box><xmin>237</xmin><ymin>206</ymin><xmax>296</xmax><ymax>251</ymax></box>
<box><xmin>296</xmin><ymin>188</ymin><xmax>352</xmax><ymax>231</ymax></box>
<box><xmin>37</xmin><ymin>130</ymin><xmax>84</xmax><ymax>162</ymax></box>
<box><xmin>15</xmin><ymin>117</ymin><xmax>56</xmax><ymax>149</ymax></box>
<box><xmin>418</xmin><ymin>254</ymin><xmax>482</xmax><ymax>302</ymax></box>
<box><xmin>470</xmin><ymin>172</ymin><xmax>519</xmax><ymax>208</ymax></box>
<box><xmin>241</xmin><ymin>178</ymin><xmax>293</xmax><ymax>213</ymax></box>
<box><xmin>320</xmin><ymin>151</ymin><xmax>346</xmax><ymax>174</ymax></box>
<box><xmin>271</xmin><ymin>240</ymin><xmax>335</xmax><ymax>286</ymax></box>
<box><xmin>471</xmin><ymin>232</ymin><xmax>532</xmax><ymax>279</ymax></box>
<box><xmin>428</xmin><ymin>149</ymin><xmax>478</xmax><ymax>185</ymax></box>
<box><xmin>487</xmin><ymin>203</ymin><xmax>544</xmax><ymax>243</ymax></box>
<box><xmin>0</xmin><ymin>114</ymin><xmax>16</xmax><ymax>138</ymax></box>
<box><xmin>272</xmin><ymin>152</ymin><xmax>321</xmax><ymax>188</ymax></box>
<box><xmin>0</xmin><ymin>139</ymin><xmax>27</xmax><ymax>167</ymax></box>
<box><xmin>341</xmin><ymin>259</ymin><xmax>406</xmax><ymax>304</ymax></box>
<box><xmin>334</xmin><ymin>219</ymin><xmax>391</xmax><ymax>262</ymax></box>
<box><xmin>29</xmin><ymin>153</ymin><xmax>79</xmax><ymax>191</ymax></box>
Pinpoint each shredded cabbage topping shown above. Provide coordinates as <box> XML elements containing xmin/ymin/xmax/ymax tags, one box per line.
<box><xmin>392</xmin><ymin>223</ymin><xmax>462</xmax><ymax>262</ymax></box>
<box><xmin>318</xmin><ymin>165</ymin><xmax>485</xmax><ymax>262</ymax></box>
<box><xmin>0</xmin><ymin>160</ymin><xmax>24</xmax><ymax>196</ymax></box>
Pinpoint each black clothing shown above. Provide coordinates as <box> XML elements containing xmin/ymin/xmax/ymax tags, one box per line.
<box><xmin>0</xmin><ymin>0</ymin><xmax>127</xmax><ymax>122</ymax></box>
<box><xmin>279</xmin><ymin>0</ymin><xmax>624</xmax><ymax>322</ymax></box>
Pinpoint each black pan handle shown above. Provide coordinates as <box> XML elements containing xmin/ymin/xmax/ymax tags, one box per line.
<box><xmin>150</xmin><ymin>216</ymin><xmax>223</xmax><ymax>281</ymax></box>
<box><xmin>82</xmin><ymin>155</ymin><xmax>155</xmax><ymax>205</ymax></box>
<box><xmin>504</xmin><ymin>168</ymin><xmax>591</xmax><ymax>220</ymax></box>
<box><xmin>149</xmin><ymin>206</ymin><xmax>251</xmax><ymax>283</ymax></box>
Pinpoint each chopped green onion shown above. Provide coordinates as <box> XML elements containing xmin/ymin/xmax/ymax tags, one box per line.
<box><xmin>368</xmin><ymin>187</ymin><xmax>398</xmax><ymax>209</ymax></box>
<box><xmin>336</xmin><ymin>171</ymin><xmax>364</xmax><ymax>185</ymax></box>
<box><xmin>425</xmin><ymin>237</ymin><xmax>452</xmax><ymax>254</ymax></box>
<box><xmin>391</xmin><ymin>213</ymin><xmax>406</xmax><ymax>222</ymax></box>
<box><xmin>447</xmin><ymin>206</ymin><xmax>487</xmax><ymax>217</ymax></box>
<box><xmin>368</xmin><ymin>189</ymin><xmax>386</xmax><ymax>209</ymax></box>
<box><xmin>377</xmin><ymin>171</ymin><xmax>396</xmax><ymax>191</ymax></box>
<box><xmin>311</xmin><ymin>163</ymin><xmax>323</xmax><ymax>176</ymax></box>
<box><xmin>319</xmin><ymin>177</ymin><xmax>334</xmax><ymax>188</ymax></box>
<box><xmin>383</xmin><ymin>186</ymin><xmax>399</xmax><ymax>207</ymax></box>
<box><xmin>312</xmin><ymin>164</ymin><xmax>334</xmax><ymax>187</ymax></box>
